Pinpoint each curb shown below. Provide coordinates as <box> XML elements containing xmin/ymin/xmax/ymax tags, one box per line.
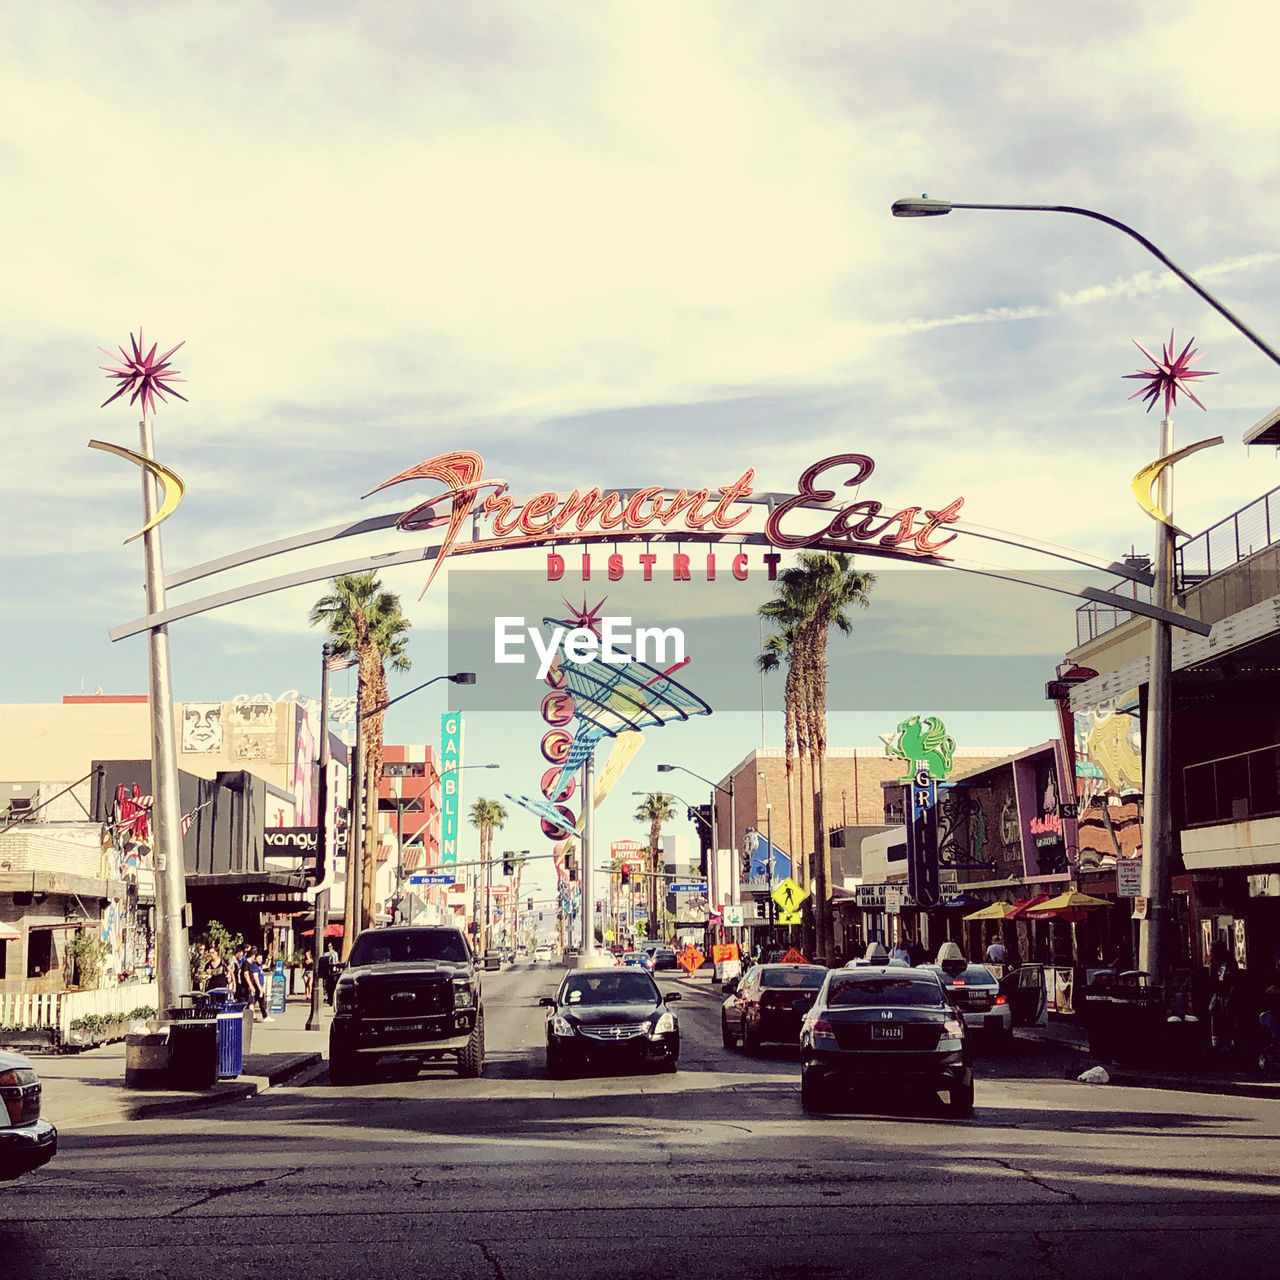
<box><xmin>59</xmin><ymin>1052</ymin><xmax>322</xmax><ymax>1131</ymax></box>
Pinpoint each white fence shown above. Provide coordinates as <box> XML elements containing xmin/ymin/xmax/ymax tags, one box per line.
<box><xmin>0</xmin><ymin>983</ymin><xmax>160</xmax><ymax>1038</ymax></box>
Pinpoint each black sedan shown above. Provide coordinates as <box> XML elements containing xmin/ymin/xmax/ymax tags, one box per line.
<box><xmin>798</xmin><ymin>966</ymin><xmax>973</xmax><ymax>1117</ymax></box>
<box><xmin>721</xmin><ymin>963</ymin><xmax>828</xmax><ymax>1052</ymax></box>
<box><xmin>0</xmin><ymin>1049</ymin><xmax>57</xmax><ymax>1180</ymax></box>
<box><xmin>541</xmin><ymin>968</ymin><xmax>681</xmax><ymax>1077</ymax></box>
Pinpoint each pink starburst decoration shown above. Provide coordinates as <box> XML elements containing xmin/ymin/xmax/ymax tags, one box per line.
<box><xmin>99</xmin><ymin>329</ymin><xmax>188</xmax><ymax>416</ymax></box>
<box><xmin>563</xmin><ymin>595</ymin><xmax>608</xmax><ymax>637</ymax></box>
<box><xmin>1123</xmin><ymin>330</ymin><xmax>1216</xmax><ymax>415</ymax></box>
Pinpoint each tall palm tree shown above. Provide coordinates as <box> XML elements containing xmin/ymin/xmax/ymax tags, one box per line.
<box><xmin>756</xmin><ymin>621</ymin><xmax>806</xmax><ymax>889</ymax></box>
<box><xmin>760</xmin><ymin>552</ymin><xmax>874</xmax><ymax>961</ymax></box>
<box><xmin>469</xmin><ymin>797</ymin><xmax>507</xmax><ymax>950</ymax></box>
<box><xmin>634</xmin><ymin>792</ymin><xmax>677</xmax><ymax>941</ymax></box>
<box><xmin>309</xmin><ymin>572</ymin><xmax>411</xmax><ymax>946</ymax></box>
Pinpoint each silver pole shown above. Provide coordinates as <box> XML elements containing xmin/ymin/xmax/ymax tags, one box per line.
<box><xmin>1139</xmin><ymin>411</ymin><xmax>1177</xmax><ymax>986</ymax></box>
<box><xmin>342</xmin><ymin>673</ymin><xmax>363</xmax><ymax>961</ymax></box>
<box><xmin>307</xmin><ymin>644</ymin><xmax>332</xmax><ymax>1031</ymax></box>
<box><xmin>579</xmin><ymin>750</ymin><xmax>596</xmax><ymax>964</ymax></box>
<box><xmin>728</xmin><ymin>777</ymin><xmax>739</xmax><ymax>909</ymax></box>
<box><xmin>138</xmin><ymin>414</ymin><xmax>190</xmax><ymax>1016</ymax></box>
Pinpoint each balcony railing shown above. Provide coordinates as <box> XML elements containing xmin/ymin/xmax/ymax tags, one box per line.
<box><xmin>1183</xmin><ymin>743</ymin><xmax>1280</xmax><ymax>828</ymax></box>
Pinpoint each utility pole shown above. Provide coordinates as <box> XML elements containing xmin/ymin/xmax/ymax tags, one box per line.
<box><xmin>306</xmin><ymin>643</ymin><xmax>333</xmax><ymax>1031</ymax></box>
<box><xmin>342</xmin><ymin>670</ymin><xmax>363</xmax><ymax>961</ymax></box>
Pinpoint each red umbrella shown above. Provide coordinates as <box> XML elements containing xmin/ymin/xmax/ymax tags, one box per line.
<box><xmin>299</xmin><ymin>924</ymin><xmax>344</xmax><ymax>938</ymax></box>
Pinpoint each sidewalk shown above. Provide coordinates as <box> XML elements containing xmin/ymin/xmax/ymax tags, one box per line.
<box><xmin>37</xmin><ymin>994</ymin><xmax>328</xmax><ymax>1131</ymax></box>
<box><xmin>1017</xmin><ymin>1015</ymin><xmax>1280</xmax><ymax>1100</ymax></box>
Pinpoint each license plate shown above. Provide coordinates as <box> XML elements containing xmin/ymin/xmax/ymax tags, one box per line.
<box><xmin>871</xmin><ymin>1024</ymin><xmax>904</xmax><ymax>1040</ymax></box>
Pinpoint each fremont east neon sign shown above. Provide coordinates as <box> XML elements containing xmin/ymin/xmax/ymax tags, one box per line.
<box><xmin>367</xmin><ymin>450</ymin><xmax>964</xmax><ymax>594</ymax></box>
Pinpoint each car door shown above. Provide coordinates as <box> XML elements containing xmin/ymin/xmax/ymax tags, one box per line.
<box><xmin>1000</xmin><ymin>964</ymin><xmax>1048</xmax><ymax>1026</ymax></box>
<box><xmin>728</xmin><ymin>967</ymin><xmax>757</xmax><ymax>1035</ymax></box>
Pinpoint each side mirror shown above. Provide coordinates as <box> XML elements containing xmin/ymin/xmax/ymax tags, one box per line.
<box><xmin>664</xmin><ymin>993</ymin><xmax>682</xmax><ymax>1003</ymax></box>
<box><xmin>538</xmin><ymin>996</ymin><xmax>555</xmax><ymax>1007</ymax></box>
<box><xmin>723</xmin><ymin>978</ymin><xmax>739</xmax><ymax>996</ymax></box>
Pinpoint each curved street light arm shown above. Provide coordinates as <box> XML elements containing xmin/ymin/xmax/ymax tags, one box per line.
<box><xmin>945</xmin><ymin>200</ymin><xmax>1280</xmax><ymax>371</ymax></box>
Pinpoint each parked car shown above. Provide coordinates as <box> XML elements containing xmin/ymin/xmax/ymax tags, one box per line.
<box><xmin>0</xmin><ymin>1050</ymin><xmax>57</xmax><ymax>1180</ymax></box>
<box><xmin>328</xmin><ymin>926</ymin><xmax>484</xmax><ymax>1085</ymax></box>
<box><xmin>921</xmin><ymin>961</ymin><xmax>1013</xmax><ymax>1041</ymax></box>
<box><xmin>721</xmin><ymin>964</ymin><xmax>828</xmax><ymax>1052</ymax></box>
<box><xmin>798</xmin><ymin>965</ymin><xmax>973</xmax><ymax>1117</ymax></box>
<box><xmin>540</xmin><ymin>967</ymin><xmax>681</xmax><ymax>1077</ymax></box>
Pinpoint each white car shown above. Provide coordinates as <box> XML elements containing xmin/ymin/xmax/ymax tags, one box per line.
<box><xmin>923</xmin><ymin>961</ymin><xmax>1014</xmax><ymax>1040</ymax></box>
<box><xmin>534</xmin><ymin>945</ymin><xmax>554</xmax><ymax>964</ymax></box>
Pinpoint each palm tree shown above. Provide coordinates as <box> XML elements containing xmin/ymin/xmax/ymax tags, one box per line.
<box><xmin>756</xmin><ymin>620</ymin><xmax>807</xmax><ymax>890</ymax></box>
<box><xmin>309</xmin><ymin>572</ymin><xmax>411</xmax><ymax>946</ymax></box>
<box><xmin>469</xmin><ymin>797</ymin><xmax>507</xmax><ymax>950</ymax></box>
<box><xmin>760</xmin><ymin>552</ymin><xmax>874</xmax><ymax>961</ymax></box>
<box><xmin>634</xmin><ymin>792</ymin><xmax>678</xmax><ymax>941</ymax></box>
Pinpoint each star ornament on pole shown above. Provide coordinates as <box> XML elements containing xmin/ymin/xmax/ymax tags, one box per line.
<box><xmin>99</xmin><ymin>329</ymin><xmax>188</xmax><ymax>417</ymax></box>
<box><xmin>1123</xmin><ymin>330</ymin><xmax>1216</xmax><ymax>415</ymax></box>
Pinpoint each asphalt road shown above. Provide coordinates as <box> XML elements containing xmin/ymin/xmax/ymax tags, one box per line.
<box><xmin>5</xmin><ymin>962</ymin><xmax>1280</xmax><ymax>1278</ymax></box>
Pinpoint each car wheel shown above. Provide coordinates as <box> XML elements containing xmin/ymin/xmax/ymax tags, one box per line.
<box><xmin>721</xmin><ymin>1015</ymin><xmax>737</xmax><ymax>1050</ymax></box>
<box><xmin>800</xmin><ymin>1067</ymin><xmax>830</xmax><ymax>1113</ymax></box>
<box><xmin>456</xmin><ymin>1013</ymin><xmax>485</xmax><ymax>1078</ymax></box>
<box><xmin>328</xmin><ymin>1038</ymin><xmax>363</xmax><ymax>1086</ymax></box>
<box><xmin>942</xmin><ymin>1078</ymin><xmax>974</xmax><ymax>1119</ymax></box>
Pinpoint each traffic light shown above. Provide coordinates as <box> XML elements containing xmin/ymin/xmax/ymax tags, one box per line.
<box><xmin>502</xmin><ymin>853</ymin><xmax>514</xmax><ymax>876</ymax></box>
<box><xmin>565</xmin><ymin>849</ymin><xmax>577</xmax><ymax>881</ymax></box>
<box><xmin>620</xmin><ymin>866</ymin><xmax>631</xmax><ymax>886</ymax></box>
<box><xmin>527</xmin><ymin>897</ymin><xmax>534</xmax><ymax>912</ymax></box>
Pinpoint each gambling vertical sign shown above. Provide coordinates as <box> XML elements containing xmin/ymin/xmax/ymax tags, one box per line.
<box><xmin>440</xmin><ymin>712</ymin><xmax>465</xmax><ymax>870</ymax></box>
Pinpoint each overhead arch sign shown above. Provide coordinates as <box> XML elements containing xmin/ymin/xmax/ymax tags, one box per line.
<box><xmin>109</xmin><ymin>449</ymin><xmax>1211</xmax><ymax>642</ymax></box>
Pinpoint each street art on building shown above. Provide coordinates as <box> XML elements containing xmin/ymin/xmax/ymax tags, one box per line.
<box><xmin>1073</xmin><ymin>691</ymin><xmax>1144</xmax><ymax>870</ymax></box>
<box><xmin>227</xmin><ymin>698</ymin><xmax>284</xmax><ymax>762</ymax></box>
<box><xmin>180</xmin><ymin>701</ymin><xmax>223</xmax><ymax>752</ymax></box>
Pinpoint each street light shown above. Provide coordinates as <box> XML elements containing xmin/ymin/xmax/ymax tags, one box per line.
<box><xmin>890</xmin><ymin>194</ymin><xmax>1280</xmax><ymax>985</ymax></box>
<box><xmin>346</xmin><ymin>671</ymin><xmax>476</xmax><ymax>952</ymax></box>
<box><xmin>890</xmin><ymin>196</ymin><xmax>1280</xmax><ymax>372</ymax></box>
<box><xmin>657</xmin><ymin>763</ymin><xmax>737</xmax><ymax>910</ymax></box>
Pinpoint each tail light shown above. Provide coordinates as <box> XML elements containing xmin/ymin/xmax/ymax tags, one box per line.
<box><xmin>994</xmin><ymin>995</ymin><xmax>1007</xmax><ymax>1006</ymax></box>
<box><xmin>810</xmin><ymin>1018</ymin><xmax>837</xmax><ymax>1047</ymax></box>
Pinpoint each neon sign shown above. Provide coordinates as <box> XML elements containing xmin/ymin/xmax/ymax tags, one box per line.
<box><xmin>368</xmin><ymin>450</ymin><xmax>964</xmax><ymax>595</ymax></box>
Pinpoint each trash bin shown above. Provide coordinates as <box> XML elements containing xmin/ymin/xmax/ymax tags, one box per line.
<box><xmin>1086</xmin><ymin>971</ymin><xmax>1163</xmax><ymax>1065</ymax></box>
<box><xmin>204</xmin><ymin>989</ymin><xmax>247</xmax><ymax>1079</ymax></box>
<box><xmin>166</xmin><ymin>1003</ymin><xmax>218</xmax><ymax>1089</ymax></box>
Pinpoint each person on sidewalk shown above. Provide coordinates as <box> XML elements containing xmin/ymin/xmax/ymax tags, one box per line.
<box><xmin>321</xmin><ymin>941</ymin><xmax>341</xmax><ymax>1005</ymax></box>
<box><xmin>1257</xmin><ymin>951</ymin><xmax>1280</xmax><ymax>1066</ymax></box>
<box><xmin>303</xmin><ymin>949</ymin><xmax>314</xmax><ymax>1000</ymax></box>
<box><xmin>1208</xmin><ymin>939</ymin><xmax>1240</xmax><ymax>1053</ymax></box>
<box><xmin>985</xmin><ymin>936</ymin><xmax>1008</xmax><ymax>965</ymax></box>
<box><xmin>247</xmin><ymin>948</ymin><xmax>274</xmax><ymax>1023</ymax></box>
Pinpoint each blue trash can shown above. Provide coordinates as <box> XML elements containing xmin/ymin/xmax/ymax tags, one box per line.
<box><xmin>204</xmin><ymin>989</ymin><xmax>247</xmax><ymax>1078</ymax></box>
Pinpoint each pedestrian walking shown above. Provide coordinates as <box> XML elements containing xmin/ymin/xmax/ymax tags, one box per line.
<box><xmin>1208</xmin><ymin>939</ymin><xmax>1240</xmax><ymax>1052</ymax></box>
<box><xmin>890</xmin><ymin>937</ymin><xmax>912</xmax><ymax>964</ymax></box>
<box><xmin>303</xmin><ymin>948</ymin><xmax>314</xmax><ymax>1000</ymax></box>
<box><xmin>247</xmin><ymin>948</ymin><xmax>274</xmax><ymax>1022</ymax></box>
<box><xmin>322</xmin><ymin>940</ymin><xmax>340</xmax><ymax>1004</ymax></box>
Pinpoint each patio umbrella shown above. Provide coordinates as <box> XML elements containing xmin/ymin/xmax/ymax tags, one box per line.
<box><xmin>962</xmin><ymin>902</ymin><xmax>1018</xmax><ymax>921</ymax></box>
<box><xmin>1027</xmin><ymin>891</ymin><xmax>1112</xmax><ymax>913</ymax></box>
<box><xmin>0</xmin><ymin>921</ymin><xmax>19</xmax><ymax>942</ymax></box>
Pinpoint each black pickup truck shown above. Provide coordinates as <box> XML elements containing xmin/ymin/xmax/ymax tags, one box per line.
<box><xmin>329</xmin><ymin>926</ymin><xmax>484</xmax><ymax>1085</ymax></box>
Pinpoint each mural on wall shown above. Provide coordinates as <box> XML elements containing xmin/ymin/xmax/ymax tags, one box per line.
<box><xmin>103</xmin><ymin>782</ymin><xmax>154</xmax><ymax>878</ymax></box>
<box><xmin>1073</xmin><ymin>691</ymin><xmax>1144</xmax><ymax>871</ymax></box>
<box><xmin>1030</xmin><ymin>753</ymin><xmax>1068</xmax><ymax>876</ymax></box>
<box><xmin>227</xmin><ymin>698</ymin><xmax>285</xmax><ymax>762</ymax></box>
<box><xmin>180</xmin><ymin>701</ymin><xmax>224</xmax><ymax>753</ymax></box>
<box><xmin>293</xmin><ymin>704</ymin><xmax>318</xmax><ymax>824</ymax></box>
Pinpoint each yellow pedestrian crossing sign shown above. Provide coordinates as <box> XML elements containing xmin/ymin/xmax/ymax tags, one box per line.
<box><xmin>771</xmin><ymin>878</ymin><xmax>808</xmax><ymax>913</ymax></box>
<box><xmin>777</xmin><ymin>909</ymin><xmax>803</xmax><ymax>926</ymax></box>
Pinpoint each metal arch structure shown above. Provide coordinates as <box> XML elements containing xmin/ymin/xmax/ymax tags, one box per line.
<box><xmin>107</xmin><ymin>453</ymin><xmax>1212</xmax><ymax>643</ymax></box>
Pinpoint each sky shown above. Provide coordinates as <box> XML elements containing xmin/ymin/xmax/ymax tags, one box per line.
<box><xmin>4</xmin><ymin>1</ymin><xmax>1280</xmax><ymax>898</ymax></box>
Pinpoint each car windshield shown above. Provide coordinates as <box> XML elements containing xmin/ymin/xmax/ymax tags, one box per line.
<box><xmin>561</xmin><ymin>971</ymin><xmax>659</xmax><ymax>1006</ymax></box>
<box><xmin>826</xmin><ymin>976</ymin><xmax>946</xmax><ymax>1008</ymax></box>
<box><xmin>761</xmin><ymin>968</ymin><xmax>826</xmax><ymax>989</ymax></box>
<box><xmin>348</xmin><ymin>929</ymin><xmax>471</xmax><ymax>967</ymax></box>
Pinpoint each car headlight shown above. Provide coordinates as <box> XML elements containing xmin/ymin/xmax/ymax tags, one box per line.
<box><xmin>0</xmin><ymin>1068</ymin><xmax>37</xmax><ymax>1088</ymax></box>
<box><xmin>551</xmin><ymin>1015</ymin><xmax>575</xmax><ymax>1037</ymax></box>
<box><xmin>334</xmin><ymin>983</ymin><xmax>356</xmax><ymax>1014</ymax></box>
<box><xmin>651</xmin><ymin>1011</ymin><xmax>676</xmax><ymax>1036</ymax></box>
<box><xmin>453</xmin><ymin>981</ymin><xmax>474</xmax><ymax>1009</ymax></box>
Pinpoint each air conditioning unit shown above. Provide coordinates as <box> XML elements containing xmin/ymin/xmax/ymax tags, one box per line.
<box><xmin>3</xmin><ymin>783</ymin><xmax>42</xmax><ymax>823</ymax></box>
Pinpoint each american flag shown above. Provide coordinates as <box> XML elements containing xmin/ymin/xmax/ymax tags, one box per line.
<box><xmin>326</xmin><ymin>651</ymin><xmax>358</xmax><ymax>672</ymax></box>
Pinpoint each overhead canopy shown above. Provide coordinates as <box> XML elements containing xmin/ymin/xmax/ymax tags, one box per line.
<box><xmin>1029</xmin><ymin>891</ymin><xmax>1112</xmax><ymax>913</ymax></box>
<box><xmin>1006</xmin><ymin>893</ymin><xmax>1052</xmax><ymax>919</ymax></box>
